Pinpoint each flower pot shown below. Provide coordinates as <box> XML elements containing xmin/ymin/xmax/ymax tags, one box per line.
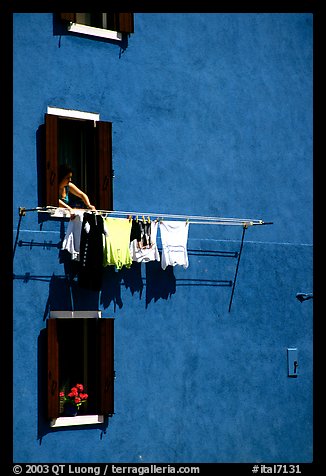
<box><xmin>63</xmin><ymin>403</ymin><xmax>78</xmax><ymax>417</ymax></box>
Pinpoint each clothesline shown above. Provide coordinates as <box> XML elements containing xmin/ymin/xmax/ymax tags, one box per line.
<box><xmin>18</xmin><ymin>206</ymin><xmax>273</xmax><ymax>227</ymax></box>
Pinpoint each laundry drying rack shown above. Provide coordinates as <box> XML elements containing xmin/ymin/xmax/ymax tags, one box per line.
<box><xmin>16</xmin><ymin>206</ymin><xmax>273</xmax><ymax>311</ymax></box>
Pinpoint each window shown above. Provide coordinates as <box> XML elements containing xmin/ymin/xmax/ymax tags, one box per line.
<box><xmin>60</xmin><ymin>13</ymin><xmax>134</xmax><ymax>41</ymax></box>
<box><xmin>44</xmin><ymin>108</ymin><xmax>113</xmax><ymax>211</ymax></box>
<box><xmin>47</xmin><ymin>315</ymin><xmax>114</xmax><ymax>427</ymax></box>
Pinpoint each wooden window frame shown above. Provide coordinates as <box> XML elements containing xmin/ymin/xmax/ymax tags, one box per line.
<box><xmin>47</xmin><ymin>316</ymin><xmax>114</xmax><ymax>428</ymax></box>
<box><xmin>44</xmin><ymin>108</ymin><xmax>113</xmax><ymax>211</ymax></box>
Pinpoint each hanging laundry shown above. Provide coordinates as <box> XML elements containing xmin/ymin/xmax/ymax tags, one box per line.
<box><xmin>61</xmin><ymin>210</ymin><xmax>84</xmax><ymax>261</ymax></box>
<box><xmin>78</xmin><ymin>213</ymin><xmax>105</xmax><ymax>291</ymax></box>
<box><xmin>130</xmin><ymin>218</ymin><xmax>142</xmax><ymax>243</ymax></box>
<box><xmin>130</xmin><ymin>220</ymin><xmax>160</xmax><ymax>263</ymax></box>
<box><xmin>159</xmin><ymin>220</ymin><xmax>190</xmax><ymax>270</ymax></box>
<box><xmin>103</xmin><ymin>217</ymin><xmax>133</xmax><ymax>270</ymax></box>
<box><xmin>129</xmin><ymin>218</ymin><xmax>151</xmax><ymax>248</ymax></box>
<box><xmin>139</xmin><ymin>219</ymin><xmax>151</xmax><ymax>247</ymax></box>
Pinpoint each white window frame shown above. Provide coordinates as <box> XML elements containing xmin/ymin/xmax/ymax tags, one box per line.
<box><xmin>47</xmin><ymin>106</ymin><xmax>100</xmax><ymax>122</ymax></box>
<box><xmin>51</xmin><ymin>415</ymin><xmax>104</xmax><ymax>428</ymax></box>
<box><xmin>49</xmin><ymin>311</ymin><xmax>102</xmax><ymax>318</ymax></box>
<box><xmin>67</xmin><ymin>22</ymin><xmax>123</xmax><ymax>41</ymax></box>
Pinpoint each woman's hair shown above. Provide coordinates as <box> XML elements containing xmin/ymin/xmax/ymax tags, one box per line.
<box><xmin>58</xmin><ymin>163</ymin><xmax>73</xmax><ymax>183</ymax></box>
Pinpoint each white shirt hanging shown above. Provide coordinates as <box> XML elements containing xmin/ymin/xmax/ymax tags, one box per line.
<box><xmin>129</xmin><ymin>221</ymin><xmax>160</xmax><ymax>263</ymax></box>
<box><xmin>159</xmin><ymin>220</ymin><xmax>189</xmax><ymax>270</ymax></box>
<box><xmin>61</xmin><ymin>210</ymin><xmax>85</xmax><ymax>261</ymax></box>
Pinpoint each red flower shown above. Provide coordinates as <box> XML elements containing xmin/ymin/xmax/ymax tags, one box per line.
<box><xmin>71</xmin><ymin>387</ymin><xmax>78</xmax><ymax>395</ymax></box>
<box><xmin>60</xmin><ymin>383</ymin><xmax>88</xmax><ymax>410</ymax></box>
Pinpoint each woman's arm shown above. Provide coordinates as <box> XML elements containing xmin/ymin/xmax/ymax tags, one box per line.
<box><xmin>69</xmin><ymin>182</ymin><xmax>96</xmax><ymax>210</ymax></box>
<box><xmin>59</xmin><ymin>198</ymin><xmax>72</xmax><ymax>209</ymax></box>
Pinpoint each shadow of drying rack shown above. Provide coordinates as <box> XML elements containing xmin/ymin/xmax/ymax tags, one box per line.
<box><xmin>17</xmin><ymin>240</ymin><xmax>61</xmax><ymax>250</ymax></box>
<box><xmin>13</xmin><ymin>273</ymin><xmax>232</xmax><ymax>288</ymax></box>
<box><xmin>188</xmin><ymin>249</ymin><xmax>238</xmax><ymax>258</ymax></box>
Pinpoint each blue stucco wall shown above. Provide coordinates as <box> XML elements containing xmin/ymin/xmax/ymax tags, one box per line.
<box><xmin>13</xmin><ymin>13</ymin><xmax>313</xmax><ymax>463</ymax></box>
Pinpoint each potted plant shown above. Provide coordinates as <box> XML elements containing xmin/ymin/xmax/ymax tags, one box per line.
<box><xmin>59</xmin><ymin>383</ymin><xmax>88</xmax><ymax>416</ymax></box>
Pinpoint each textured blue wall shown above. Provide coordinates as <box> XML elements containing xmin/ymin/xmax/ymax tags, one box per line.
<box><xmin>13</xmin><ymin>13</ymin><xmax>313</xmax><ymax>463</ymax></box>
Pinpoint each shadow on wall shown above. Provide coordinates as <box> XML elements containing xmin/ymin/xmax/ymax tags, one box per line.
<box><xmin>44</xmin><ymin>257</ymin><xmax>177</xmax><ymax>313</ymax></box>
<box><xmin>37</xmin><ymin>329</ymin><xmax>109</xmax><ymax>442</ymax></box>
<box><xmin>44</xmin><ymin>257</ymin><xmax>233</xmax><ymax>314</ymax></box>
<box><xmin>100</xmin><ymin>261</ymin><xmax>178</xmax><ymax>309</ymax></box>
<box><xmin>14</xmin><ymin>245</ymin><xmax>236</xmax><ymax>317</ymax></box>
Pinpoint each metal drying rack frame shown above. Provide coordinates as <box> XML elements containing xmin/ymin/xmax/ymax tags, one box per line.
<box><xmin>16</xmin><ymin>206</ymin><xmax>273</xmax><ymax>311</ymax></box>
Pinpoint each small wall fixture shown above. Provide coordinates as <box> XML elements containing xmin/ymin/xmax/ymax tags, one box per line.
<box><xmin>287</xmin><ymin>348</ymin><xmax>298</xmax><ymax>378</ymax></box>
<box><xmin>296</xmin><ymin>292</ymin><xmax>313</xmax><ymax>302</ymax></box>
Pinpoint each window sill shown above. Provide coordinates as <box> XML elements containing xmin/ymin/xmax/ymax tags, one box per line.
<box><xmin>50</xmin><ymin>310</ymin><xmax>102</xmax><ymax>318</ymax></box>
<box><xmin>68</xmin><ymin>23</ymin><xmax>123</xmax><ymax>41</ymax></box>
<box><xmin>50</xmin><ymin>415</ymin><xmax>104</xmax><ymax>428</ymax></box>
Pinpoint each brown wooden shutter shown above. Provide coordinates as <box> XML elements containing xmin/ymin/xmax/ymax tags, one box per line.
<box><xmin>117</xmin><ymin>13</ymin><xmax>134</xmax><ymax>34</ymax></box>
<box><xmin>111</xmin><ymin>13</ymin><xmax>134</xmax><ymax>34</ymax></box>
<box><xmin>60</xmin><ymin>13</ymin><xmax>76</xmax><ymax>23</ymax></box>
<box><xmin>45</xmin><ymin>114</ymin><xmax>59</xmax><ymax>207</ymax></box>
<box><xmin>47</xmin><ymin>319</ymin><xmax>59</xmax><ymax>419</ymax></box>
<box><xmin>96</xmin><ymin>121</ymin><xmax>113</xmax><ymax>211</ymax></box>
<box><xmin>98</xmin><ymin>318</ymin><xmax>114</xmax><ymax>415</ymax></box>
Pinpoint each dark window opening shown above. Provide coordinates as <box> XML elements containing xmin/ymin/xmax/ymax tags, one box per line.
<box><xmin>47</xmin><ymin>317</ymin><xmax>114</xmax><ymax>420</ymax></box>
<box><xmin>75</xmin><ymin>13</ymin><xmax>114</xmax><ymax>31</ymax></box>
<box><xmin>44</xmin><ymin>113</ymin><xmax>113</xmax><ymax>211</ymax></box>
<box><xmin>57</xmin><ymin>319</ymin><xmax>99</xmax><ymax>415</ymax></box>
<box><xmin>58</xmin><ymin>118</ymin><xmax>96</xmax><ymax>208</ymax></box>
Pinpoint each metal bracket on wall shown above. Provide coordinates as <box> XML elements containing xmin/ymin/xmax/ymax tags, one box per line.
<box><xmin>13</xmin><ymin>208</ymin><xmax>26</xmax><ymax>257</ymax></box>
<box><xmin>228</xmin><ymin>224</ymin><xmax>247</xmax><ymax>312</ymax></box>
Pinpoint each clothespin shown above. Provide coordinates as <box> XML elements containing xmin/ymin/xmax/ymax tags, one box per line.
<box><xmin>128</xmin><ymin>215</ymin><xmax>132</xmax><ymax>222</ymax></box>
<box><xmin>186</xmin><ymin>218</ymin><xmax>189</xmax><ymax>226</ymax></box>
<box><xmin>136</xmin><ymin>215</ymin><xmax>138</xmax><ymax>222</ymax></box>
<box><xmin>147</xmin><ymin>216</ymin><xmax>151</xmax><ymax>223</ymax></box>
<box><xmin>142</xmin><ymin>215</ymin><xmax>145</xmax><ymax>223</ymax></box>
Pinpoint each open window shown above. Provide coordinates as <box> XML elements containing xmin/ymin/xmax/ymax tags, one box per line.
<box><xmin>60</xmin><ymin>13</ymin><xmax>134</xmax><ymax>41</ymax></box>
<box><xmin>44</xmin><ymin>111</ymin><xmax>113</xmax><ymax>211</ymax></box>
<box><xmin>47</xmin><ymin>314</ymin><xmax>114</xmax><ymax>427</ymax></box>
